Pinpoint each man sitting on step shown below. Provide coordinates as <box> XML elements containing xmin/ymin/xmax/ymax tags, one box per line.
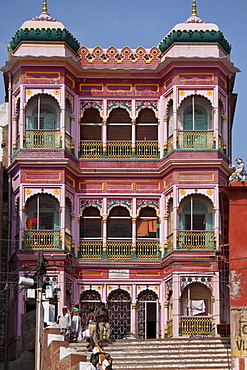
<box><xmin>87</xmin><ymin>358</ymin><xmax>99</xmax><ymax>370</ymax></box>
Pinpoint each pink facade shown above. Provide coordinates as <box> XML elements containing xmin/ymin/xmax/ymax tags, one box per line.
<box><xmin>1</xmin><ymin>1</ymin><xmax>238</xmax><ymax>347</ymax></box>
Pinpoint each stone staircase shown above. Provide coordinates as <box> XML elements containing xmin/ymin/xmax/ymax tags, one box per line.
<box><xmin>70</xmin><ymin>337</ymin><xmax>232</xmax><ymax>370</ymax></box>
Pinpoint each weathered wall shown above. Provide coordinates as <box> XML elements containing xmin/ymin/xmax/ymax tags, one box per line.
<box><xmin>225</xmin><ymin>183</ymin><xmax>247</xmax><ymax>369</ymax></box>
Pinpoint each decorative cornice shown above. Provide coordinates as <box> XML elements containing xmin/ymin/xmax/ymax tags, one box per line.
<box><xmin>9</xmin><ymin>28</ymin><xmax>80</xmax><ymax>53</ymax></box>
<box><xmin>158</xmin><ymin>30</ymin><xmax>231</xmax><ymax>55</ymax></box>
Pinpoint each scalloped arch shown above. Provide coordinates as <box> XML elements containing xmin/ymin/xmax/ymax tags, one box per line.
<box><xmin>80</xmin><ymin>105</ymin><xmax>103</xmax><ymax>119</ymax></box>
<box><xmin>166</xmin><ymin>196</ymin><xmax>173</xmax><ymax>213</ymax></box>
<box><xmin>15</xmin><ymin>98</ymin><xmax>20</xmax><ymax>116</ymax></box>
<box><xmin>179</xmin><ymin>93</ymin><xmax>213</xmax><ymax>108</ymax></box>
<box><xmin>137</xmin><ymin>288</ymin><xmax>158</xmax><ymax>301</ymax></box>
<box><xmin>25</xmin><ymin>92</ymin><xmax>60</xmax><ymax>107</ymax></box>
<box><xmin>136</xmin><ymin>204</ymin><xmax>158</xmax><ymax>217</ymax></box>
<box><xmin>180</xmin><ymin>280</ymin><xmax>212</xmax><ymax>295</ymax></box>
<box><xmin>107</xmin><ymin>105</ymin><xmax>132</xmax><ymax>119</ymax></box>
<box><xmin>165</xmin><ymin>98</ymin><xmax>173</xmax><ymax>116</ymax></box>
<box><xmin>107</xmin><ymin>288</ymin><xmax>131</xmax><ymax>301</ymax></box>
<box><xmin>24</xmin><ymin>191</ymin><xmax>60</xmax><ymax>205</ymax></box>
<box><xmin>66</xmin><ymin>196</ymin><xmax>73</xmax><ymax>213</ymax></box>
<box><xmin>136</xmin><ymin>106</ymin><xmax>158</xmax><ymax>119</ymax></box>
<box><xmin>80</xmin><ymin>204</ymin><xmax>102</xmax><ymax>217</ymax></box>
<box><xmin>107</xmin><ymin>203</ymin><xmax>131</xmax><ymax>215</ymax></box>
<box><xmin>179</xmin><ymin>192</ymin><xmax>214</xmax><ymax>208</ymax></box>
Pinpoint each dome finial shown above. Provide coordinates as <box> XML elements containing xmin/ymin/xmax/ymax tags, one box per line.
<box><xmin>192</xmin><ymin>0</ymin><xmax>197</xmax><ymax>15</ymax></box>
<box><xmin>42</xmin><ymin>0</ymin><xmax>48</xmax><ymax>13</ymax></box>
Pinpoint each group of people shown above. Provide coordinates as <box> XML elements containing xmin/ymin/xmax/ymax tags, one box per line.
<box><xmin>89</xmin><ymin>340</ymin><xmax>114</xmax><ymax>370</ymax></box>
<box><xmin>57</xmin><ymin>302</ymin><xmax>113</xmax><ymax>369</ymax></box>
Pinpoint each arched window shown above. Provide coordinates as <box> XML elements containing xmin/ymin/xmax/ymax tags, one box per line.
<box><xmin>107</xmin><ymin>206</ymin><xmax>131</xmax><ymax>238</ymax></box>
<box><xmin>181</xmin><ymin>282</ymin><xmax>212</xmax><ymax>317</ymax></box>
<box><xmin>136</xmin><ymin>108</ymin><xmax>158</xmax><ymax>141</ymax></box>
<box><xmin>178</xmin><ymin>95</ymin><xmax>212</xmax><ymax>131</ymax></box>
<box><xmin>25</xmin><ymin>94</ymin><xmax>60</xmax><ymax>130</ymax></box>
<box><xmin>218</xmin><ymin>100</ymin><xmax>224</xmax><ymax>137</ymax></box>
<box><xmin>80</xmin><ymin>108</ymin><xmax>102</xmax><ymax>141</ymax></box>
<box><xmin>184</xmin><ymin>104</ymin><xmax>207</xmax><ymax>131</ymax></box>
<box><xmin>167</xmin><ymin>101</ymin><xmax>173</xmax><ymax>138</ymax></box>
<box><xmin>65</xmin><ymin>99</ymin><xmax>72</xmax><ymax>134</ymax></box>
<box><xmin>25</xmin><ymin>194</ymin><xmax>60</xmax><ymax>230</ymax></box>
<box><xmin>80</xmin><ymin>207</ymin><xmax>102</xmax><ymax>238</ymax></box>
<box><xmin>65</xmin><ymin>198</ymin><xmax>71</xmax><ymax>234</ymax></box>
<box><xmin>137</xmin><ymin>206</ymin><xmax>159</xmax><ymax>238</ymax></box>
<box><xmin>16</xmin><ymin>99</ymin><xmax>20</xmax><ymax>138</ymax></box>
<box><xmin>107</xmin><ymin>108</ymin><xmax>131</xmax><ymax>141</ymax></box>
<box><xmin>168</xmin><ymin>199</ymin><xmax>173</xmax><ymax>236</ymax></box>
<box><xmin>179</xmin><ymin>195</ymin><xmax>213</xmax><ymax>231</ymax></box>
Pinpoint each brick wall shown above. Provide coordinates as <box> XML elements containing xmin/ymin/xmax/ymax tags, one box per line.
<box><xmin>42</xmin><ymin>329</ymin><xmax>86</xmax><ymax>370</ymax></box>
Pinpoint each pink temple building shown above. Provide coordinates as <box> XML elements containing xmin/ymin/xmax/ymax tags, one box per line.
<box><xmin>1</xmin><ymin>0</ymin><xmax>239</xmax><ymax>356</ymax></box>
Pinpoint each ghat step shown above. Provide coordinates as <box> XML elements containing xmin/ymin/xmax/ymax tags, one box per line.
<box><xmin>69</xmin><ymin>337</ymin><xmax>231</xmax><ymax>370</ymax></box>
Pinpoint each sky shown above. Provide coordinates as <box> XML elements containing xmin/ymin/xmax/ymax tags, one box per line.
<box><xmin>0</xmin><ymin>0</ymin><xmax>246</xmax><ymax>163</ymax></box>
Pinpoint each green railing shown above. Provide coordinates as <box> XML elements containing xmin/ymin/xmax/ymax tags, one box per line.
<box><xmin>136</xmin><ymin>142</ymin><xmax>159</xmax><ymax>158</ymax></box>
<box><xmin>178</xmin><ymin>231</ymin><xmax>215</xmax><ymax>249</ymax></box>
<box><xmin>80</xmin><ymin>141</ymin><xmax>102</xmax><ymax>158</ymax></box>
<box><xmin>177</xmin><ymin>131</ymin><xmax>214</xmax><ymax>149</ymax></box>
<box><xmin>23</xmin><ymin>230</ymin><xmax>60</xmax><ymax>249</ymax></box>
<box><xmin>24</xmin><ymin>130</ymin><xmax>61</xmax><ymax>149</ymax></box>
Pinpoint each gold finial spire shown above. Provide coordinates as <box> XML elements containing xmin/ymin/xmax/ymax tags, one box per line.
<box><xmin>192</xmin><ymin>0</ymin><xmax>197</xmax><ymax>15</ymax></box>
<box><xmin>42</xmin><ymin>0</ymin><xmax>48</xmax><ymax>13</ymax></box>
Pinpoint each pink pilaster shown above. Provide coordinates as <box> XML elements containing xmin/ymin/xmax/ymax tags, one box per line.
<box><xmin>172</xmin><ymin>274</ymin><xmax>180</xmax><ymax>338</ymax></box>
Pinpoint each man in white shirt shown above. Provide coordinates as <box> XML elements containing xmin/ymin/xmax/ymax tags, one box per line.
<box><xmin>87</xmin><ymin>359</ymin><xmax>99</xmax><ymax>370</ymax></box>
<box><xmin>102</xmin><ymin>353</ymin><xmax>113</xmax><ymax>370</ymax></box>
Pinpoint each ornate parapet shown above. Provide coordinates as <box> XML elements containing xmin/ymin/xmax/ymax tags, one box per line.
<box><xmin>78</xmin><ymin>45</ymin><xmax>161</xmax><ymax>69</ymax></box>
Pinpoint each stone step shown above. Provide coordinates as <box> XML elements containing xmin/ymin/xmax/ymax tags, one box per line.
<box><xmin>69</xmin><ymin>337</ymin><xmax>231</xmax><ymax>370</ymax></box>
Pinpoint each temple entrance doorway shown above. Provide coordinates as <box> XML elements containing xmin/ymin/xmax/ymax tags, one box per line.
<box><xmin>80</xmin><ymin>289</ymin><xmax>101</xmax><ymax>322</ymax></box>
<box><xmin>108</xmin><ymin>288</ymin><xmax>131</xmax><ymax>340</ymax></box>
<box><xmin>137</xmin><ymin>289</ymin><xmax>159</xmax><ymax>339</ymax></box>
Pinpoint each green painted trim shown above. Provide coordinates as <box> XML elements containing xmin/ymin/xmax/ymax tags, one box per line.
<box><xmin>9</xmin><ymin>28</ymin><xmax>80</xmax><ymax>53</ymax></box>
<box><xmin>158</xmin><ymin>29</ymin><xmax>231</xmax><ymax>54</ymax></box>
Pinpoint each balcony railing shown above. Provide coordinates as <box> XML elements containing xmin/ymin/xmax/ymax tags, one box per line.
<box><xmin>24</xmin><ymin>130</ymin><xmax>61</xmax><ymax>149</ymax></box>
<box><xmin>180</xmin><ymin>316</ymin><xmax>213</xmax><ymax>336</ymax></box>
<box><xmin>23</xmin><ymin>230</ymin><xmax>60</xmax><ymax>249</ymax></box>
<box><xmin>107</xmin><ymin>142</ymin><xmax>132</xmax><ymax>158</ymax></box>
<box><xmin>136</xmin><ymin>240</ymin><xmax>159</xmax><ymax>258</ymax></box>
<box><xmin>136</xmin><ymin>142</ymin><xmax>158</xmax><ymax>158</ymax></box>
<box><xmin>177</xmin><ymin>131</ymin><xmax>214</xmax><ymax>149</ymax></box>
<box><xmin>167</xmin><ymin>135</ymin><xmax>173</xmax><ymax>153</ymax></box>
<box><xmin>218</xmin><ymin>135</ymin><xmax>226</xmax><ymax>154</ymax></box>
<box><xmin>178</xmin><ymin>231</ymin><xmax>215</xmax><ymax>249</ymax></box>
<box><xmin>167</xmin><ymin>320</ymin><xmax>173</xmax><ymax>338</ymax></box>
<box><xmin>107</xmin><ymin>241</ymin><xmax>132</xmax><ymax>259</ymax></box>
<box><xmin>80</xmin><ymin>141</ymin><xmax>102</xmax><ymax>158</ymax></box>
<box><xmin>166</xmin><ymin>233</ymin><xmax>173</xmax><ymax>253</ymax></box>
<box><xmin>79</xmin><ymin>240</ymin><xmax>103</xmax><ymax>258</ymax></box>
